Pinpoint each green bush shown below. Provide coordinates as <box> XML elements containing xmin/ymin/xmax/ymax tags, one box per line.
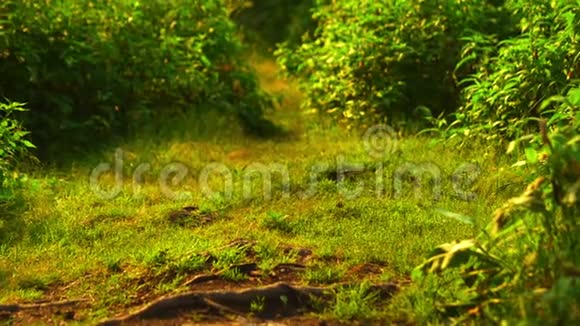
<box><xmin>413</xmin><ymin>89</ymin><xmax>580</xmax><ymax>323</ymax></box>
<box><xmin>0</xmin><ymin>100</ymin><xmax>35</xmax><ymax>244</ymax></box>
<box><xmin>452</xmin><ymin>0</ymin><xmax>580</xmax><ymax>140</ymax></box>
<box><xmin>276</xmin><ymin>0</ymin><xmax>510</xmax><ymax>126</ymax></box>
<box><xmin>0</xmin><ymin>101</ymin><xmax>35</xmax><ymax>192</ymax></box>
<box><xmin>0</xmin><ymin>0</ymin><xmax>272</xmax><ymax>155</ymax></box>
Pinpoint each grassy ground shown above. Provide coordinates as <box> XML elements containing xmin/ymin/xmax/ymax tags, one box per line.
<box><xmin>0</xmin><ymin>56</ymin><xmax>527</xmax><ymax>324</ymax></box>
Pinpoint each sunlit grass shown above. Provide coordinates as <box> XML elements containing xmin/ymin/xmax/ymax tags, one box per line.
<box><xmin>0</xmin><ymin>56</ymin><xmax>525</xmax><ymax>323</ymax></box>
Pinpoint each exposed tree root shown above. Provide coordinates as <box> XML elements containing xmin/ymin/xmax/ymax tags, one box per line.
<box><xmin>184</xmin><ymin>262</ymin><xmax>305</xmax><ymax>286</ymax></box>
<box><xmin>1</xmin><ymin>250</ymin><xmax>398</xmax><ymax>325</ymax></box>
<box><xmin>98</xmin><ymin>282</ymin><xmax>399</xmax><ymax>326</ymax></box>
<box><xmin>0</xmin><ymin>299</ymin><xmax>87</xmax><ymax>313</ymax></box>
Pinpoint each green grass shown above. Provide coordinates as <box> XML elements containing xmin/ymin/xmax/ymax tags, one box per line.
<box><xmin>331</xmin><ymin>282</ymin><xmax>380</xmax><ymax>321</ymax></box>
<box><xmin>0</xmin><ymin>56</ymin><xmax>526</xmax><ymax>324</ymax></box>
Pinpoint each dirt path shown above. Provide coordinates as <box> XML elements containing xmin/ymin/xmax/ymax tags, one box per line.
<box><xmin>4</xmin><ymin>240</ymin><xmax>401</xmax><ymax>325</ymax></box>
<box><xmin>0</xmin><ymin>57</ymin><xmax>407</xmax><ymax>325</ymax></box>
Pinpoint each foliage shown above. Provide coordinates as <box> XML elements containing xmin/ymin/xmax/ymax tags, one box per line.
<box><xmin>261</xmin><ymin>211</ymin><xmax>294</xmax><ymax>233</ymax></box>
<box><xmin>0</xmin><ymin>101</ymin><xmax>523</xmax><ymax>321</ymax></box>
<box><xmin>276</xmin><ymin>0</ymin><xmax>510</xmax><ymax>126</ymax></box>
<box><xmin>0</xmin><ymin>0</ymin><xmax>272</xmax><ymax>156</ymax></box>
<box><xmin>450</xmin><ymin>0</ymin><xmax>580</xmax><ymax>141</ymax></box>
<box><xmin>0</xmin><ymin>100</ymin><xmax>35</xmax><ymax>244</ymax></box>
<box><xmin>249</xmin><ymin>295</ymin><xmax>266</xmax><ymax>313</ymax></box>
<box><xmin>0</xmin><ymin>100</ymin><xmax>35</xmax><ymax>197</ymax></box>
<box><xmin>232</xmin><ymin>0</ymin><xmax>316</xmax><ymax>47</ymax></box>
<box><xmin>2</xmin><ymin>1</ymin><xmax>579</xmax><ymax>322</ymax></box>
<box><xmin>332</xmin><ymin>283</ymin><xmax>379</xmax><ymax>320</ymax></box>
<box><xmin>413</xmin><ymin>91</ymin><xmax>580</xmax><ymax>323</ymax></box>
<box><xmin>305</xmin><ymin>264</ymin><xmax>344</xmax><ymax>285</ymax></box>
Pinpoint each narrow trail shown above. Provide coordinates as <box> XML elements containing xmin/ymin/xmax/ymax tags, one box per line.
<box><xmin>2</xmin><ymin>56</ymin><xmax>404</xmax><ymax>326</ymax></box>
<box><xmin>1</xmin><ymin>53</ymin><xmax>518</xmax><ymax>326</ymax></box>
<box><xmin>251</xmin><ymin>54</ymin><xmax>306</xmax><ymax>132</ymax></box>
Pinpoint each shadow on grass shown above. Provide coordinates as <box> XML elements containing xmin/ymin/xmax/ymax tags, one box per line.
<box><xmin>36</xmin><ymin>102</ymin><xmax>292</xmax><ymax>171</ymax></box>
<box><xmin>0</xmin><ymin>194</ymin><xmax>27</xmax><ymax>247</ymax></box>
<box><xmin>238</xmin><ymin>111</ymin><xmax>290</xmax><ymax>140</ymax></box>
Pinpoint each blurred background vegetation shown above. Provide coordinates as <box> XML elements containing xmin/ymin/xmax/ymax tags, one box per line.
<box><xmin>231</xmin><ymin>0</ymin><xmax>316</xmax><ymax>49</ymax></box>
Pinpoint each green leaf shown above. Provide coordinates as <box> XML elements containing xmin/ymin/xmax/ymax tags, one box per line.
<box><xmin>506</xmin><ymin>141</ymin><xmax>517</xmax><ymax>154</ymax></box>
<box><xmin>525</xmin><ymin>147</ymin><xmax>538</xmax><ymax>164</ymax></box>
<box><xmin>410</xmin><ymin>267</ymin><xmax>424</xmax><ymax>281</ymax></box>
<box><xmin>567</xmin><ymin>88</ymin><xmax>580</xmax><ymax>106</ymax></box>
<box><xmin>540</xmin><ymin>95</ymin><xmax>566</xmax><ymax>111</ymax></box>
<box><xmin>413</xmin><ymin>239</ymin><xmax>497</xmax><ymax>277</ymax></box>
<box><xmin>200</xmin><ymin>55</ymin><xmax>211</xmax><ymax>67</ymax></box>
<box><xmin>22</xmin><ymin>140</ymin><xmax>36</xmax><ymax>148</ymax></box>
<box><xmin>512</xmin><ymin>160</ymin><xmax>527</xmax><ymax>168</ymax></box>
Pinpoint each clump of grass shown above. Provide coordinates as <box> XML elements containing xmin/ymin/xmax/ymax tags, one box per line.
<box><xmin>331</xmin><ymin>282</ymin><xmax>380</xmax><ymax>321</ymax></box>
<box><xmin>250</xmin><ymin>295</ymin><xmax>266</xmax><ymax>314</ymax></box>
<box><xmin>254</xmin><ymin>241</ymin><xmax>282</xmax><ymax>274</ymax></box>
<box><xmin>304</xmin><ymin>265</ymin><xmax>345</xmax><ymax>285</ymax></box>
<box><xmin>261</xmin><ymin>211</ymin><xmax>294</xmax><ymax>233</ymax></box>
<box><xmin>17</xmin><ymin>276</ymin><xmax>52</xmax><ymax>292</ymax></box>
<box><xmin>221</xmin><ymin>268</ymin><xmax>248</xmax><ymax>282</ymax></box>
<box><xmin>144</xmin><ymin>249</ymin><xmax>170</xmax><ymax>268</ymax></box>
<box><xmin>171</xmin><ymin>254</ymin><xmax>207</xmax><ymax>274</ymax></box>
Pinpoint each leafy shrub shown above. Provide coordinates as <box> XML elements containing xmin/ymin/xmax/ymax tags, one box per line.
<box><xmin>413</xmin><ymin>90</ymin><xmax>580</xmax><ymax>323</ymax></box>
<box><xmin>0</xmin><ymin>0</ymin><xmax>272</xmax><ymax>156</ymax></box>
<box><xmin>0</xmin><ymin>101</ymin><xmax>35</xmax><ymax>195</ymax></box>
<box><xmin>276</xmin><ymin>0</ymin><xmax>510</xmax><ymax>126</ymax></box>
<box><xmin>0</xmin><ymin>100</ymin><xmax>35</xmax><ymax>244</ymax></box>
<box><xmin>451</xmin><ymin>0</ymin><xmax>580</xmax><ymax>141</ymax></box>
